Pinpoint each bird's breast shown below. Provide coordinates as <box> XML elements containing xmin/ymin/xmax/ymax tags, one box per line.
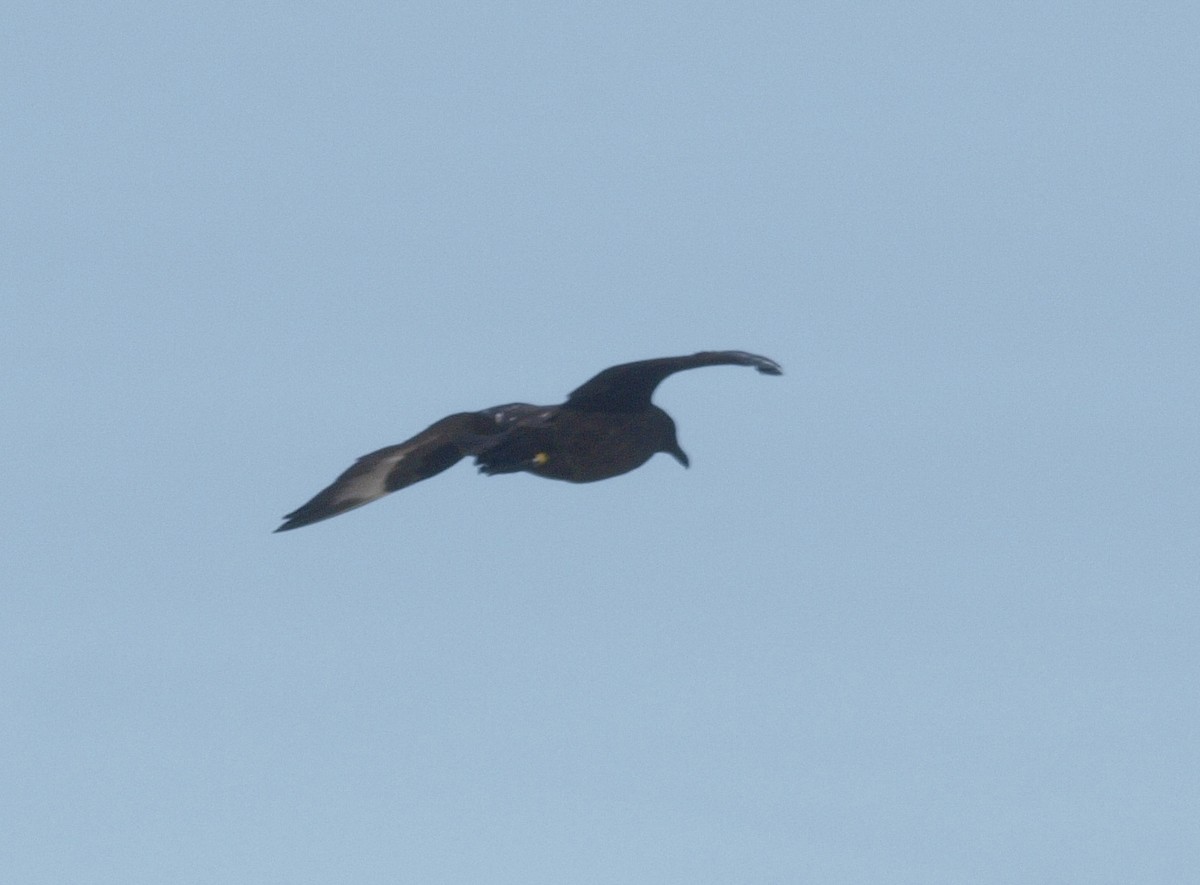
<box><xmin>530</xmin><ymin>411</ymin><xmax>662</xmax><ymax>482</ymax></box>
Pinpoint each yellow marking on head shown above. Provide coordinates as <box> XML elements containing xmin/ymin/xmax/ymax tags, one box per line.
<box><xmin>532</xmin><ymin>452</ymin><xmax>549</xmax><ymax>465</ymax></box>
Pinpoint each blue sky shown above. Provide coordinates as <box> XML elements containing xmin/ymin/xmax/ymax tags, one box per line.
<box><xmin>3</xmin><ymin>3</ymin><xmax>1198</xmax><ymax>882</ymax></box>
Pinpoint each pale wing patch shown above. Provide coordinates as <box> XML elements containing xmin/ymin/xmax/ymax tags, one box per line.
<box><xmin>336</xmin><ymin>450</ymin><xmax>407</xmax><ymax>503</ymax></box>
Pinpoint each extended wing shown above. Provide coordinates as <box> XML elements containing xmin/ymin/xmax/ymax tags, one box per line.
<box><xmin>274</xmin><ymin>405</ymin><xmax>541</xmax><ymax>531</ymax></box>
<box><xmin>565</xmin><ymin>350</ymin><xmax>782</xmax><ymax>411</ymax></box>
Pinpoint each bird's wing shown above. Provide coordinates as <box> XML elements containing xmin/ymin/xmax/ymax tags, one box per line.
<box><xmin>274</xmin><ymin>407</ymin><xmax>534</xmax><ymax>532</ymax></box>
<box><xmin>564</xmin><ymin>351</ymin><xmax>782</xmax><ymax>411</ymax></box>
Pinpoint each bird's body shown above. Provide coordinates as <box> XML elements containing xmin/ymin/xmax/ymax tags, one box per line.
<box><xmin>475</xmin><ymin>403</ymin><xmax>680</xmax><ymax>483</ymax></box>
<box><xmin>275</xmin><ymin>350</ymin><xmax>781</xmax><ymax>531</ymax></box>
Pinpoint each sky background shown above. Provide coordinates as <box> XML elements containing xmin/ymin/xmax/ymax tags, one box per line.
<box><xmin>3</xmin><ymin>2</ymin><xmax>1198</xmax><ymax>883</ymax></box>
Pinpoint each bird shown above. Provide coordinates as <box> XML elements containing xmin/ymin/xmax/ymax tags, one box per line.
<box><xmin>274</xmin><ymin>350</ymin><xmax>782</xmax><ymax>532</ymax></box>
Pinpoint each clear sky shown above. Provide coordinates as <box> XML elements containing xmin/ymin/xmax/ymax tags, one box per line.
<box><xmin>3</xmin><ymin>3</ymin><xmax>1197</xmax><ymax>883</ymax></box>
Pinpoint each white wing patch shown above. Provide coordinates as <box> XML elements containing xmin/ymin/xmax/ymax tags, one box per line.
<box><xmin>338</xmin><ymin>450</ymin><xmax>407</xmax><ymax>502</ymax></box>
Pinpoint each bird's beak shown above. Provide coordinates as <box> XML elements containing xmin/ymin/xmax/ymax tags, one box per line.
<box><xmin>670</xmin><ymin>444</ymin><xmax>689</xmax><ymax>468</ymax></box>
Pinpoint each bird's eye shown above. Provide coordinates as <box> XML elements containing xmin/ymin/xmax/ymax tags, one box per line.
<box><xmin>532</xmin><ymin>452</ymin><xmax>549</xmax><ymax>465</ymax></box>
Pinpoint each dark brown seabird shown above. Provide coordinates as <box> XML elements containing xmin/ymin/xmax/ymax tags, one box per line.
<box><xmin>275</xmin><ymin>350</ymin><xmax>782</xmax><ymax>532</ymax></box>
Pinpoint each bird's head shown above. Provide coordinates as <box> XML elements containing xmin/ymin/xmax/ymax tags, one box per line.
<box><xmin>654</xmin><ymin>408</ymin><xmax>689</xmax><ymax>469</ymax></box>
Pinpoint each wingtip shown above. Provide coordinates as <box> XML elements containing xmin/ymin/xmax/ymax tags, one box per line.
<box><xmin>273</xmin><ymin>511</ymin><xmax>324</xmax><ymax>532</ymax></box>
<box><xmin>723</xmin><ymin>350</ymin><xmax>782</xmax><ymax>375</ymax></box>
<box><xmin>751</xmin><ymin>354</ymin><xmax>783</xmax><ymax>375</ymax></box>
<box><xmin>273</xmin><ymin>509</ymin><xmax>304</xmax><ymax>532</ymax></box>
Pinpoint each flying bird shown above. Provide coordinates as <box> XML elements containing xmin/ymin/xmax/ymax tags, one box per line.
<box><xmin>275</xmin><ymin>350</ymin><xmax>782</xmax><ymax>532</ymax></box>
